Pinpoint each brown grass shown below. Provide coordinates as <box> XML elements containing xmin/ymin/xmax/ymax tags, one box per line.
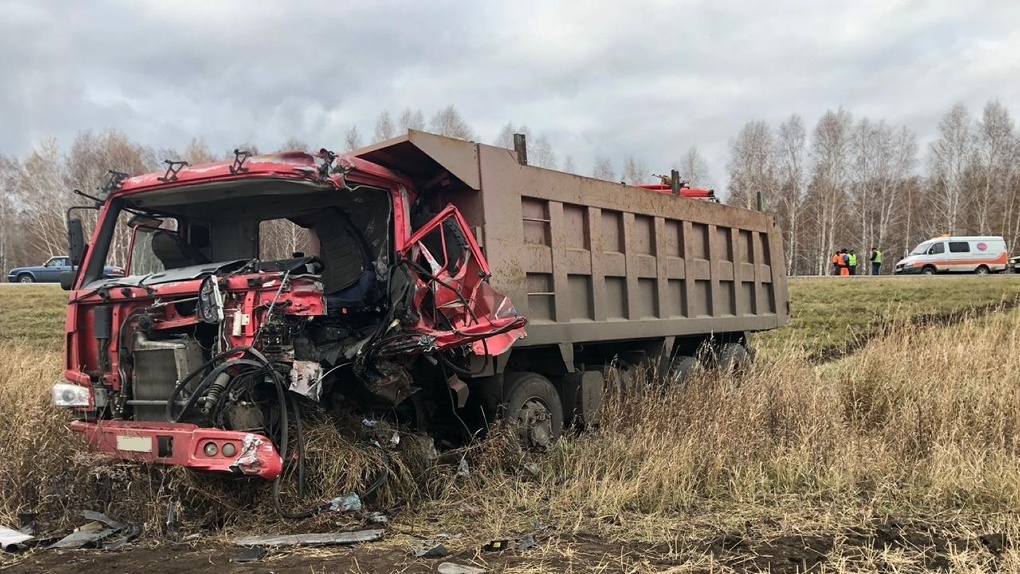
<box><xmin>2</xmin><ymin>280</ymin><xmax>1020</xmax><ymax>571</ymax></box>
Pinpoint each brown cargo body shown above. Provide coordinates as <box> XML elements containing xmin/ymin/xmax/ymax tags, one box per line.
<box><xmin>359</xmin><ymin>131</ymin><xmax>789</xmax><ymax>364</ymax></box>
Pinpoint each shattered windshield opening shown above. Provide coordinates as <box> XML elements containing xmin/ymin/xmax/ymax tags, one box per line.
<box><xmin>90</xmin><ymin>180</ymin><xmax>393</xmax><ymax>287</ymax></box>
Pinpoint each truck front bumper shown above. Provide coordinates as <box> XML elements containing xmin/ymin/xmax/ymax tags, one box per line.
<box><xmin>70</xmin><ymin>420</ymin><xmax>283</xmax><ymax>481</ymax></box>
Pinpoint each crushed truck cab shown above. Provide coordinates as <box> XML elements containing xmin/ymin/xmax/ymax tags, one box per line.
<box><xmin>56</xmin><ymin>131</ymin><xmax>788</xmax><ymax>489</ymax></box>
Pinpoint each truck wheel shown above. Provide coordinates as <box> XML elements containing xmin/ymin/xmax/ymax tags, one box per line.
<box><xmin>666</xmin><ymin>355</ymin><xmax>700</xmax><ymax>386</ymax></box>
<box><xmin>502</xmin><ymin>372</ymin><xmax>563</xmax><ymax>451</ymax></box>
<box><xmin>921</xmin><ymin>266</ymin><xmax>935</xmax><ymax>275</ymax></box>
<box><xmin>976</xmin><ymin>265</ymin><xmax>990</xmax><ymax>275</ymax></box>
<box><xmin>717</xmin><ymin>342</ymin><xmax>752</xmax><ymax>375</ymax></box>
<box><xmin>17</xmin><ymin>274</ymin><xmax>34</xmax><ymax>283</ymax></box>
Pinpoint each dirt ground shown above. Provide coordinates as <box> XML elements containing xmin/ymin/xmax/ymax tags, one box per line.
<box><xmin>2</xmin><ymin>521</ymin><xmax>1009</xmax><ymax>573</ymax></box>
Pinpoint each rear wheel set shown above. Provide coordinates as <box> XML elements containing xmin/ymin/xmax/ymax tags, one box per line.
<box><xmin>500</xmin><ymin>371</ymin><xmax>563</xmax><ymax>451</ymax></box>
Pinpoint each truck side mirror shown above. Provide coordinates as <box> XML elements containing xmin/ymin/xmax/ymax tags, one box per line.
<box><xmin>68</xmin><ymin>218</ymin><xmax>86</xmax><ymax>265</ymax></box>
<box><xmin>59</xmin><ymin>270</ymin><xmax>75</xmax><ymax>291</ymax></box>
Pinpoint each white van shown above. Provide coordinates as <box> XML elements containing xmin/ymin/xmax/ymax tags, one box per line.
<box><xmin>894</xmin><ymin>235</ymin><xmax>1008</xmax><ymax>275</ymax></box>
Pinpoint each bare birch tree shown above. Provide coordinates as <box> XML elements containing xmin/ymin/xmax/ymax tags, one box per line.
<box><xmin>621</xmin><ymin>155</ymin><xmax>648</xmax><ymax>184</ymax></box>
<box><xmin>429</xmin><ymin>105</ymin><xmax>475</xmax><ymax>140</ymax></box>
<box><xmin>592</xmin><ymin>156</ymin><xmax>615</xmax><ymax>181</ymax></box>
<box><xmin>973</xmin><ymin>100</ymin><xmax>1016</xmax><ymax>240</ymax></box>
<box><xmin>279</xmin><ymin>138</ymin><xmax>310</xmax><ymax>153</ymax></box>
<box><xmin>0</xmin><ymin>156</ymin><xmax>18</xmax><ymax>272</ymax></box>
<box><xmin>927</xmin><ymin>104</ymin><xmax>973</xmax><ymax>235</ymax></box>
<box><xmin>344</xmin><ymin>126</ymin><xmax>363</xmax><ymax>152</ymax></box>
<box><xmin>674</xmin><ymin>146</ymin><xmax>711</xmax><ymax>188</ymax></box>
<box><xmin>562</xmin><ymin>155</ymin><xmax>576</xmax><ymax>174</ymax></box>
<box><xmin>373</xmin><ymin>111</ymin><xmax>395</xmax><ymax>143</ymax></box>
<box><xmin>727</xmin><ymin>120</ymin><xmax>777</xmax><ymax>210</ymax></box>
<box><xmin>775</xmin><ymin>115</ymin><xmax>806</xmax><ymax>274</ymax></box>
<box><xmin>531</xmin><ymin>135</ymin><xmax>557</xmax><ymax>169</ymax></box>
<box><xmin>808</xmin><ymin>109</ymin><xmax>853</xmax><ymax>274</ymax></box>
<box><xmin>493</xmin><ymin>122</ymin><xmax>531</xmax><ymax>148</ymax></box>
<box><xmin>397</xmin><ymin>107</ymin><xmax>425</xmax><ymax>132</ymax></box>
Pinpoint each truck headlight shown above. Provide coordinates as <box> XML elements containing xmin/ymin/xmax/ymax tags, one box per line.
<box><xmin>52</xmin><ymin>382</ymin><xmax>91</xmax><ymax>407</ymax></box>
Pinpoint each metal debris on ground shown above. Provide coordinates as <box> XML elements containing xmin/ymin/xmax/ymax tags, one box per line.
<box><xmin>81</xmin><ymin>510</ymin><xmax>125</xmax><ymax>530</ymax></box>
<box><xmin>362</xmin><ymin>418</ymin><xmax>378</xmax><ymax>428</ymax></box>
<box><xmin>232</xmin><ymin>529</ymin><xmax>384</xmax><ymax>547</ymax></box>
<box><xmin>411</xmin><ymin>543</ymin><xmax>450</xmax><ymax>558</ymax></box>
<box><xmin>482</xmin><ymin>539</ymin><xmax>510</xmax><ymax>552</ymax></box>
<box><xmin>326</xmin><ymin>492</ymin><xmax>363</xmax><ymax>513</ymax></box>
<box><xmin>233</xmin><ymin>547</ymin><xmax>269</xmax><ymax>563</ymax></box>
<box><xmin>456</xmin><ymin>456</ymin><xmax>470</xmax><ymax>478</ymax></box>
<box><xmin>165</xmin><ymin>506</ymin><xmax>179</xmax><ymax>538</ymax></box>
<box><xmin>516</xmin><ymin>534</ymin><xmax>537</xmax><ymax>551</ymax></box>
<box><xmin>0</xmin><ymin>526</ymin><xmax>33</xmax><ymax>552</ymax></box>
<box><xmin>365</xmin><ymin>511</ymin><xmax>390</xmax><ymax>524</ymax></box>
<box><xmin>47</xmin><ymin>511</ymin><xmax>140</xmax><ymax>550</ymax></box>
<box><xmin>438</xmin><ymin>563</ymin><xmax>488</xmax><ymax>574</ymax></box>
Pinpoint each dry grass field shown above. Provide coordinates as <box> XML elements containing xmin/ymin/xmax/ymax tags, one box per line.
<box><xmin>2</xmin><ymin>276</ymin><xmax>1020</xmax><ymax>572</ymax></box>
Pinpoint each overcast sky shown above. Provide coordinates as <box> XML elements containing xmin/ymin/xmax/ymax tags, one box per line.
<box><xmin>2</xmin><ymin>0</ymin><xmax>1018</xmax><ymax>189</ymax></box>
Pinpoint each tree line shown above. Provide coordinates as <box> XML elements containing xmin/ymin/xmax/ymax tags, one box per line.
<box><xmin>1</xmin><ymin>101</ymin><xmax>1016</xmax><ymax>275</ymax></box>
<box><xmin>730</xmin><ymin>101</ymin><xmax>1018</xmax><ymax>275</ymax></box>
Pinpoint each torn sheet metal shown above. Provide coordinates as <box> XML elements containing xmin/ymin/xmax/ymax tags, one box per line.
<box><xmin>47</xmin><ymin>523</ymin><xmax>119</xmax><ymax>550</ymax></box>
<box><xmin>438</xmin><ymin>563</ymin><xmax>488</xmax><ymax>574</ymax></box>
<box><xmin>229</xmin><ymin>433</ymin><xmax>284</xmax><ymax>479</ymax></box>
<box><xmin>81</xmin><ymin>510</ymin><xmax>125</xmax><ymax>531</ymax></box>
<box><xmin>0</xmin><ymin>526</ymin><xmax>33</xmax><ymax>551</ymax></box>
<box><xmin>233</xmin><ymin>529</ymin><xmax>384</xmax><ymax>547</ymax></box>
<box><xmin>289</xmin><ymin>360</ymin><xmax>324</xmax><ymax>401</ymax></box>
<box><xmin>326</xmin><ymin>492</ymin><xmax>362</xmax><ymax>513</ymax></box>
<box><xmin>47</xmin><ymin>510</ymin><xmax>137</xmax><ymax>550</ymax></box>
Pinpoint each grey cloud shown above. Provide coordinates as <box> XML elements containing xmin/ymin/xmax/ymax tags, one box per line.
<box><xmin>0</xmin><ymin>0</ymin><xmax>1017</xmax><ymax>187</ymax></box>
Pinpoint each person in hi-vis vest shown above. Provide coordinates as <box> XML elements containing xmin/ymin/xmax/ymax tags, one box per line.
<box><xmin>870</xmin><ymin>247</ymin><xmax>882</xmax><ymax>275</ymax></box>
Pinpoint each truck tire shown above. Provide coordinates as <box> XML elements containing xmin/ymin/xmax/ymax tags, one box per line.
<box><xmin>17</xmin><ymin>274</ymin><xmax>34</xmax><ymax>283</ymax></box>
<box><xmin>501</xmin><ymin>372</ymin><xmax>563</xmax><ymax>451</ymax></box>
<box><xmin>921</xmin><ymin>266</ymin><xmax>935</xmax><ymax>275</ymax></box>
<box><xmin>666</xmin><ymin>355</ymin><xmax>700</xmax><ymax>386</ymax></box>
<box><xmin>976</xmin><ymin>265</ymin><xmax>990</xmax><ymax>275</ymax></box>
<box><xmin>717</xmin><ymin>342</ymin><xmax>752</xmax><ymax>375</ymax></box>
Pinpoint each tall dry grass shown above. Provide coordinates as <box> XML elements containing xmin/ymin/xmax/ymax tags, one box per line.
<box><xmin>2</xmin><ymin>306</ymin><xmax>1020</xmax><ymax>545</ymax></box>
<box><xmin>447</xmin><ymin>307</ymin><xmax>1020</xmax><ymax>541</ymax></box>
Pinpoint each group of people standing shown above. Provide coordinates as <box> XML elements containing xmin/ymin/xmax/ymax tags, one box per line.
<box><xmin>831</xmin><ymin>247</ymin><xmax>883</xmax><ymax>276</ymax></box>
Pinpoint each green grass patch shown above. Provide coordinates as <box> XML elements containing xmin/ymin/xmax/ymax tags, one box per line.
<box><xmin>0</xmin><ymin>286</ymin><xmax>67</xmax><ymax>351</ymax></box>
<box><xmin>758</xmin><ymin>275</ymin><xmax>1020</xmax><ymax>360</ymax></box>
<box><xmin>4</xmin><ymin>276</ymin><xmax>1020</xmax><ymax>360</ymax></box>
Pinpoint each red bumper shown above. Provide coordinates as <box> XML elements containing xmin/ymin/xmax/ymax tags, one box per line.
<box><xmin>70</xmin><ymin>420</ymin><xmax>283</xmax><ymax>481</ymax></box>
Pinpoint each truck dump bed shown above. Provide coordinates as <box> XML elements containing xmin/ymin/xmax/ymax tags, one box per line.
<box><xmin>357</xmin><ymin>131</ymin><xmax>790</xmax><ymax>350</ymax></box>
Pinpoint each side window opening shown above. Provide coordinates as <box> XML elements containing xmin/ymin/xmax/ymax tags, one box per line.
<box><xmin>127</xmin><ymin>217</ymin><xmax>181</xmax><ymax>276</ymax></box>
<box><xmin>948</xmin><ymin>241</ymin><xmax>970</xmax><ymax>253</ymax></box>
<box><xmin>259</xmin><ymin>218</ymin><xmax>312</xmax><ymax>261</ymax></box>
<box><xmin>928</xmin><ymin>242</ymin><xmax>945</xmax><ymax>255</ymax></box>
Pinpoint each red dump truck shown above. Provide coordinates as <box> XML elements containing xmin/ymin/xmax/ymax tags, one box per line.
<box><xmin>54</xmin><ymin>131</ymin><xmax>788</xmax><ymax>489</ymax></box>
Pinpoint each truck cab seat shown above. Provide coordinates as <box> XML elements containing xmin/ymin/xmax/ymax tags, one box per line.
<box><xmin>151</xmin><ymin>230</ymin><xmax>211</xmax><ymax>269</ymax></box>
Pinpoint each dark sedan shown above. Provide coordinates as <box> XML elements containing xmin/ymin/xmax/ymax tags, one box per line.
<box><xmin>7</xmin><ymin>256</ymin><xmax>125</xmax><ymax>283</ymax></box>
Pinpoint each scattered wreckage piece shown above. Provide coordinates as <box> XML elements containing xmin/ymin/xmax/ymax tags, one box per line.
<box><xmin>233</xmin><ymin>547</ymin><xmax>269</xmax><ymax>563</ymax></box>
<box><xmin>0</xmin><ymin>526</ymin><xmax>33</xmax><ymax>552</ymax></box>
<box><xmin>411</xmin><ymin>543</ymin><xmax>451</xmax><ymax>558</ymax></box>
<box><xmin>437</xmin><ymin>563</ymin><xmax>488</xmax><ymax>574</ymax></box>
<box><xmin>47</xmin><ymin>511</ymin><xmax>140</xmax><ymax>550</ymax></box>
<box><xmin>232</xmin><ymin>529</ymin><xmax>385</xmax><ymax>547</ymax></box>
